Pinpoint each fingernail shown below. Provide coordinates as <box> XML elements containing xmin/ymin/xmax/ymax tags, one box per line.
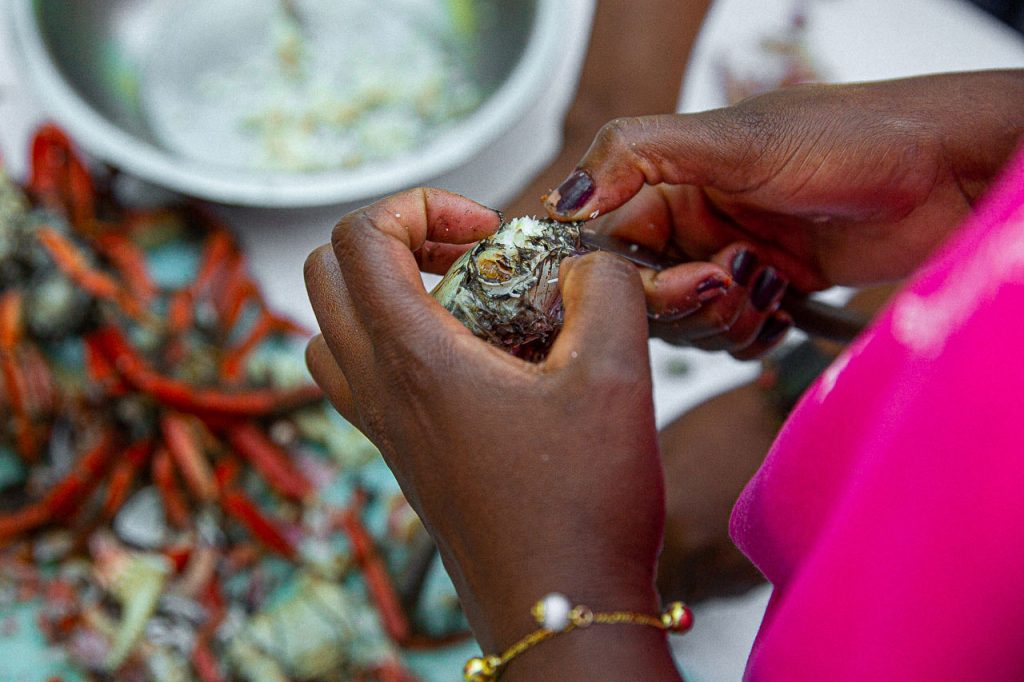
<box><xmin>730</xmin><ymin>250</ymin><xmax>758</xmax><ymax>286</ymax></box>
<box><xmin>751</xmin><ymin>267</ymin><xmax>787</xmax><ymax>311</ymax></box>
<box><xmin>756</xmin><ymin>313</ymin><xmax>792</xmax><ymax>346</ymax></box>
<box><xmin>696</xmin><ymin>276</ymin><xmax>729</xmax><ymax>303</ymax></box>
<box><xmin>552</xmin><ymin>169</ymin><xmax>595</xmax><ymax>215</ymax></box>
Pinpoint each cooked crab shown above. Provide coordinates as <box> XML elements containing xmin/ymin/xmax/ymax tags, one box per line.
<box><xmin>431</xmin><ymin>216</ymin><xmax>584</xmax><ymax>357</ymax></box>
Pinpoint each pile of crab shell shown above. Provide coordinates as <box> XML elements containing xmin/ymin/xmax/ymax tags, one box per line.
<box><xmin>0</xmin><ymin>126</ymin><xmax>466</xmax><ymax>681</ymax></box>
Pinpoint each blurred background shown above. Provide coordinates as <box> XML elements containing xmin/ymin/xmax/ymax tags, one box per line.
<box><xmin>2</xmin><ymin>1</ymin><xmax>1023</xmax><ymax>680</ymax></box>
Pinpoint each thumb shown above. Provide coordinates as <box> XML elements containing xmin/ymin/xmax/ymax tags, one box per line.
<box><xmin>543</xmin><ymin>111</ymin><xmax>754</xmax><ymax>221</ymax></box>
<box><xmin>546</xmin><ymin>252</ymin><xmax>649</xmax><ymax>377</ymax></box>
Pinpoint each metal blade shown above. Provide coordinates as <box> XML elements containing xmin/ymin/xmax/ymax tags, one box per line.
<box><xmin>578</xmin><ymin>227</ymin><xmax>867</xmax><ymax>343</ymax></box>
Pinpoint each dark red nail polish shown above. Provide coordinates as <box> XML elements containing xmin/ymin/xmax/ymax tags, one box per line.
<box><xmin>757</xmin><ymin>314</ymin><xmax>792</xmax><ymax>346</ymax></box>
<box><xmin>751</xmin><ymin>267</ymin><xmax>787</xmax><ymax>311</ymax></box>
<box><xmin>696</xmin><ymin>276</ymin><xmax>729</xmax><ymax>302</ymax></box>
<box><xmin>554</xmin><ymin>169</ymin><xmax>595</xmax><ymax>215</ymax></box>
<box><xmin>730</xmin><ymin>250</ymin><xmax>758</xmax><ymax>286</ymax></box>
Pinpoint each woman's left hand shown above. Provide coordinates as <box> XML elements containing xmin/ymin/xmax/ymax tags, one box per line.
<box><xmin>303</xmin><ymin>189</ymin><xmax>674</xmax><ymax>674</ymax></box>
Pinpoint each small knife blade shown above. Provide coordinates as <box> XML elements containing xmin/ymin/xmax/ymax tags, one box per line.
<box><xmin>578</xmin><ymin>227</ymin><xmax>867</xmax><ymax>343</ymax></box>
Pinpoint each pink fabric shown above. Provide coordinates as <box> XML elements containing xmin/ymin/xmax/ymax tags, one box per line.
<box><xmin>731</xmin><ymin>147</ymin><xmax>1024</xmax><ymax>681</ymax></box>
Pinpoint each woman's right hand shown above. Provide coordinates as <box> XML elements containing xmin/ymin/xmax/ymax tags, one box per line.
<box><xmin>544</xmin><ymin>70</ymin><xmax>1024</xmax><ymax>352</ymax></box>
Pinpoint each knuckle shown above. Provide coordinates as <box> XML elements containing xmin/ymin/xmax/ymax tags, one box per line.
<box><xmin>595</xmin><ymin>115</ymin><xmax>683</xmax><ymax>186</ymax></box>
<box><xmin>303</xmin><ymin>336</ymin><xmax>320</xmax><ymax>371</ymax></box>
<box><xmin>376</xmin><ymin>328</ymin><xmax>452</xmax><ymax>390</ymax></box>
<box><xmin>302</xmin><ymin>244</ymin><xmax>334</xmax><ymax>287</ymax></box>
<box><xmin>596</xmin><ymin>116</ymin><xmax>640</xmax><ymax>154</ymax></box>
<box><xmin>575</xmin><ymin>251</ymin><xmax>641</xmax><ymax>288</ymax></box>
<box><xmin>720</xmin><ymin>311</ymin><xmax>761</xmax><ymax>348</ymax></box>
<box><xmin>330</xmin><ymin>212</ymin><xmax>364</xmax><ymax>255</ymax></box>
<box><xmin>702</xmin><ymin>295</ymin><xmax>745</xmax><ymax>331</ymax></box>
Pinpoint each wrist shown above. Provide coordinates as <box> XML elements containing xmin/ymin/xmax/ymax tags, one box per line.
<box><xmin>501</xmin><ymin>612</ymin><xmax>682</xmax><ymax>681</ymax></box>
<box><xmin>468</xmin><ymin>558</ymin><xmax>661</xmax><ymax>656</ymax></box>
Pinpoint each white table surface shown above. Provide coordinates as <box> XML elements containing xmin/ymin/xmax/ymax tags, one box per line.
<box><xmin>2</xmin><ymin>1</ymin><xmax>1023</xmax><ymax>680</ymax></box>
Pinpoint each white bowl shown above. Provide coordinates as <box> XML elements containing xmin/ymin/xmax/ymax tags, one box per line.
<box><xmin>9</xmin><ymin>0</ymin><xmax>564</xmax><ymax>207</ymax></box>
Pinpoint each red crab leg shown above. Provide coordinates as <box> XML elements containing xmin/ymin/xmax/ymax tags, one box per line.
<box><xmin>1</xmin><ymin>372</ymin><xmax>41</xmax><ymax>460</ymax></box>
<box><xmin>219</xmin><ymin>309</ymin><xmax>313</xmax><ymax>382</ymax></box>
<box><xmin>121</xmin><ymin>206</ymin><xmax>180</xmax><ymax>236</ymax></box>
<box><xmin>223</xmin><ymin>421</ymin><xmax>312</xmax><ymax>501</ymax></box>
<box><xmin>46</xmin><ymin>431</ymin><xmax>117</xmax><ymax>522</ymax></box>
<box><xmin>265</xmin><ymin>308</ymin><xmax>310</xmax><ymax>336</ymax></box>
<box><xmin>173</xmin><ymin>544</ymin><xmax>217</xmax><ymax>597</ymax></box>
<box><xmin>36</xmin><ymin>227</ymin><xmax>144</xmax><ymax>319</ymax></box>
<box><xmin>0</xmin><ymin>290</ymin><xmax>23</xmax><ymax>349</ymax></box>
<box><xmin>339</xmin><ymin>496</ymin><xmax>411</xmax><ymax>643</ymax></box>
<box><xmin>0</xmin><ymin>431</ymin><xmax>116</xmax><ymax>543</ymax></box>
<box><xmin>152</xmin><ymin>447</ymin><xmax>192</xmax><ymax>529</ymax></box>
<box><xmin>214</xmin><ymin>460</ymin><xmax>296</xmax><ymax>558</ymax></box>
<box><xmin>163</xmin><ymin>289</ymin><xmax>195</xmax><ymax>367</ymax></box>
<box><xmin>167</xmin><ymin>290</ymin><xmax>194</xmax><ymax>336</ymax></box>
<box><xmin>83</xmin><ymin>334</ymin><xmax>129</xmax><ymax>395</ymax></box>
<box><xmin>192</xmin><ymin>636</ymin><xmax>224</xmax><ymax>682</ymax></box>
<box><xmin>20</xmin><ymin>345</ymin><xmax>56</xmax><ymax>416</ymax></box>
<box><xmin>160</xmin><ymin>413</ymin><xmax>217</xmax><ymax>502</ymax></box>
<box><xmin>213</xmin><ymin>457</ymin><xmax>240</xmax><ymax>488</ymax></box>
<box><xmin>191</xmin><ymin>579</ymin><xmax>227</xmax><ymax>682</ymax></box>
<box><xmin>0</xmin><ymin>505</ymin><xmax>49</xmax><ymax>546</ymax></box>
<box><xmin>164</xmin><ymin>543</ymin><xmax>193</xmax><ymax>574</ymax></box>
<box><xmin>0</xmin><ymin>292</ymin><xmax>39</xmax><ymax>460</ymax></box>
<box><xmin>93</xmin><ymin>233</ymin><xmax>157</xmax><ymax>306</ymax></box>
<box><xmin>191</xmin><ymin>230</ymin><xmax>237</xmax><ymax>298</ymax></box>
<box><xmin>219</xmin><ymin>488</ymin><xmax>297</xmax><ymax>558</ymax></box>
<box><xmin>101</xmin><ymin>440</ymin><xmax>152</xmax><ymax>520</ymax></box>
<box><xmin>219</xmin><ymin>312</ymin><xmax>275</xmax><ymax>382</ymax></box>
<box><xmin>90</xmin><ymin>326</ymin><xmax>324</xmax><ymax>418</ymax></box>
<box><xmin>216</xmin><ymin>260</ymin><xmax>258</xmax><ymax>333</ymax></box>
<box><xmin>27</xmin><ymin>124</ymin><xmax>96</xmax><ymax>233</ymax></box>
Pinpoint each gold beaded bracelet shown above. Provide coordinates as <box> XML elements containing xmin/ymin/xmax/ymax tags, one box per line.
<box><xmin>463</xmin><ymin>593</ymin><xmax>694</xmax><ymax>681</ymax></box>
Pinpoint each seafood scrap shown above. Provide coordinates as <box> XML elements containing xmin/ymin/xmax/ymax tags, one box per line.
<box><xmin>0</xmin><ymin>124</ymin><xmax>469</xmax><ymax>680</ymax></box>
<box><xmin>226</xmin><ymin>572</ymin><xmax>402</xmax><ymax>681</ymax></box>
<box><xmin>431</xmin><ymin>216</ymin><xmax>584</xmax><ymax>357</ymax></box>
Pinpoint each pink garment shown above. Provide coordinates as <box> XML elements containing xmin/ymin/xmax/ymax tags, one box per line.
<box><xmin>731</xmin><ymin>147</ymin><xmax>1024</xmax><ymax>681</ymax></box>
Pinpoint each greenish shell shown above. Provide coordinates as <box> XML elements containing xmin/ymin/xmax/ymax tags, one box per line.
<box><xmin>430</xmin><ymin>216</ymin><xmax>584</xmax><ymax>355</ymax></box>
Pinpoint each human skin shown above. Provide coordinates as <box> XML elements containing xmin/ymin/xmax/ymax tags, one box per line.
<box><xmin>304</xmin><ymin>191</ymin><xmax>680</xmax><ymax>679</ymax></box>
<box><xmin>306</xmin><ymin>72</ymin><xmax>1024</xmax><ymax>679</ymax></box>
<box><xmin>503</xmin><ymin>0</ymin><xmax>712</xmax><ymax>219</ymax></box>
<box><xmin>546</xmin><ymin>70</ymin><xmax>1024</xmax><ymax>354</ymax></box>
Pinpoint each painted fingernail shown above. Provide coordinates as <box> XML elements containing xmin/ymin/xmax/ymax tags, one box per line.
<box><xmin>756</xmin><ymin>313</ymin><xmax>792</xmax><ymax>346</ymax></box>
<box><xmin>696</xmin><ymin>276</ymin><xmax>729</xmax><ymax>303</ymax></box>
<box><xmin>751</xmin><ymin>267</ymin><xmax>787</xmax><ymax>311</ymax></box>
<box><xmin>553</xmin><ymin>169</ymin><xmax>595</xmax><ymax>215</ymax></box>
<box><xmin>730</xmin><ymin>249</ymin><xmax>758</xmax><ymax>286</ymax></box>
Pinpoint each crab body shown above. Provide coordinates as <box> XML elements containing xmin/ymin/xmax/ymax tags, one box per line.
<box><xmin>431</xmin><ymin>216</ymin><xmax>584</xmax><ymax>356</ymax></box>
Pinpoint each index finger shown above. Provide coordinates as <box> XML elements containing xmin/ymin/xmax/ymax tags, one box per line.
<box><xmin>330</xmin><ymin>188</ymin><xmax>500</xmax><ymax>334</ymax></box>
<box><xmin>543</xmin><ymin>112</ymin><xmax>751</xmax><ymax>222</ymax></box>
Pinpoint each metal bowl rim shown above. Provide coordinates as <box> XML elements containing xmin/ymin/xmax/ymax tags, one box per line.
<box><xmin>9</xmin><ymin>0</ymin><xmax>565</xmax><ymax>207</ymax></box>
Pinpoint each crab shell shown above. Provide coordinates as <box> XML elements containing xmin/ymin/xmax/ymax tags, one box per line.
<box><xmin>430</xmin><ymin>217</ymin><xmax>585</xmax><ymax>355</ymax></box>
<box><xmin>229</xmin><ymin>572</ymin><xmax>395</xmax><ymax>679</ymax></box>
<box><xmin>89</xmin><ymin>533</ymin><xmax>172</xmax><ymax>670</ymax></box>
